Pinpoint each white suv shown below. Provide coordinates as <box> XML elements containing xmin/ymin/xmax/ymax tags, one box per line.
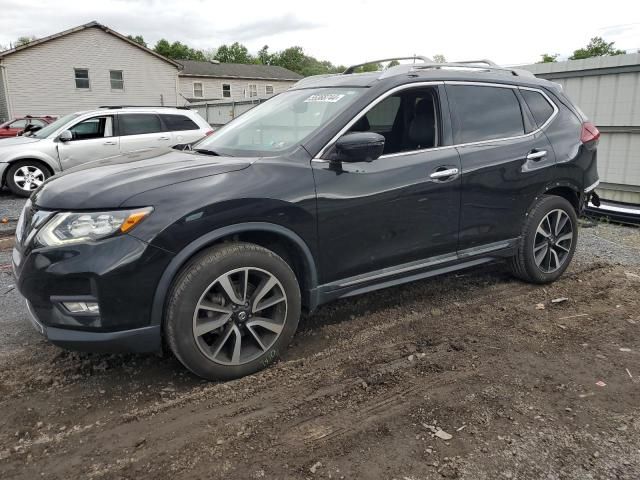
<box><xmin>0</xmin><ymin>106</ymin><xmax>212</xmax><ymax>197</ymax></box>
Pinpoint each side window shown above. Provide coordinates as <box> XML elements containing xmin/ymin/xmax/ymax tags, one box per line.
<box><xmin>110</xmin><ymin>70</ymin><xmax>124</xmax><ymax>90</ymax></box>
<box><xmin>74</xmin><ymin>68</ymin><xmax>90</xmax><ymax>89</ymax></box>
<box><xmin>265</xmin><ymin>85</ymin><xmax>274</xmax><ymax>96</ymax></box>
<box><xmin>520</xmin><ymin>89</ymin><xmax>555</xmax><ymax>127</ymax></box>
<box><xmin>119</xmin><ymin>114</ymin><xmax>163</xmax><ymax>136</ymax></box>
<box><xmin>160</xmin><ymin>114</ymin><xmax>199</xmax><ymax>131</ymax></box>
<box><xmin>9</xmin><ymin>119</ymin><xmax>28</xmax><ymax>129</ymax></box>
<box><xmin>68</xmin><ymin>116</ymin><xmax>113</xmax><ymax>140</ymax></box>
<box><xmin>449</xmin><ymin>85</ymin><xmax>524</xmax><ymax>143</ymax></box>
<box><xmin>222</xmin><ymin>84</ymin><xmax>231</xmax><ymax>98</ymax></box>
<box><xmin>347</xmin><ymin>87</ymin><xmax>439</xmax><ymax>155</ymax></box>
<box><xmin>193</xmin><ymin>82</ymin><xmax>203</xmax><ymax>98</ymax></box>
<box><xmin>248</xmin><ymin>84</ymin><xmax>257</xmax><ymax>98</ymax></box>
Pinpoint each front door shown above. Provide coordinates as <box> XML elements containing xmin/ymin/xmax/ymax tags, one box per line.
<box><xmin>57</xmin><ymin>115</ymin><xmax>119</xmax><ymax>170</ymax></box>
<box><xmin>313</xmin><ymin>85</ymin><xmax>461</xmax><ymax>285</ymax></box>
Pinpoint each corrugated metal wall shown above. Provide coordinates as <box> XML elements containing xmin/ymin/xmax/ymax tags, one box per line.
<box><xmin>521</xmin><ymin>53</ymin><xmax>640</xmax><ymax>204</ymax></box>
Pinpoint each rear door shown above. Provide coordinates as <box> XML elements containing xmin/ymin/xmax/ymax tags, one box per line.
<box><xmin>446</xmin><ymin>82</ymin><xmax>557</xmax><ymax>251</ymax></box>
<box><xmin>313</xmin><ymin>84</ymin><xmax>462</xmax><ymax>284</ymax></box>
<box><xmin>57</xmin><ymin>115</ymin><xmax>119</xmax><ymax>169</ymax></box>
<box><xmin>117</xmin><ymin>113</ymin><xmax>172</xmax><ymax>154</ymax></box>
<box><xmin>159</xmin><ymin>113</ymin><xmax>205</xmax><ymax>144</ymax></box>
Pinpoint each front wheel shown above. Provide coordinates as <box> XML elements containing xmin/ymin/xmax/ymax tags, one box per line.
<box><xmin>165</xmin><ymin>242</ymin><xmax>301</xmax><ymax>380</ymax></box>
<box><xmin>510</xmin><ymin>195</ymin><xmax>578</xmax><ymax>284</ymax></box>
<box><xmin>6</xmin><ymin>160</ymin><xmax>51</xmax><ymax>197</ymax></box>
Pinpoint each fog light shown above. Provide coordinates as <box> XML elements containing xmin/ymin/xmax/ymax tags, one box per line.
<box><xmin>63</xmin><ymin>302</ymin><xmax>100</xmax><ymax>314</ymax></box>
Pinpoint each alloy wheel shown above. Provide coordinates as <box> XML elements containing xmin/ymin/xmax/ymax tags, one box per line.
<box><xmin>533</xmin><ymin>209</ymin><xmax>573</xmax><ymax>273</ymax></box>
<box><xmin>192</xmin><ymin>267</ymin><xmax>288</xmax><ymax>365</ymax></box>
<box><xmin>13</xmin><ymin>165</ymin><xmax>45</xmax><ymax>192</ymax></box>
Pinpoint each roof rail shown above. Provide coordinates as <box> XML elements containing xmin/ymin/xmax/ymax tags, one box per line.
<box><xmin>98</xmin><ymin>105</ymin><xmax>191</xmax><ymax>110</ymax></box>
<box><xmin>343</xmin><ymin>56</ymin><xmax>432</xmax><ymax>74</ymax></box>
<box><xmin>378</xmin><ymin>58</ymin><xmax>535</xmax><ymax>79</ymax></box>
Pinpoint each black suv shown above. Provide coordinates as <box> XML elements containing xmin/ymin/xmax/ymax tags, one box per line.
<box><xmin>13</xmin><ymin>57</ymin><xmax>600</xmax><ymax>380</ymax></box>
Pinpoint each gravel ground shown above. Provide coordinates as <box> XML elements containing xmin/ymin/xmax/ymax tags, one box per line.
<box><xmin>0</xmin><ymin>193</ymin><xmax>639</xmax><ymax>479</ymax></box>
<box><xmin>0</xmin><ymin>190</ymin><xmax>27</xmax><ymax>236</ymax></box>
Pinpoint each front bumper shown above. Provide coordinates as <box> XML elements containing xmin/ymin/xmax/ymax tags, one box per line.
<box><xmin>13</xmin><ymin>232</ymin><xmax>174</xmax><ymax>353</ymax></box>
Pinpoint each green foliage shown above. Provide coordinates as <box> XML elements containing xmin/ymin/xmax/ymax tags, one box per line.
<box><xmin>153</xmin><ymin>39</ymin><xmax>206</xmax><ymax>61</ymax></box>
<box><xmin>432</xmin><ymin>54</ymin><xmax>446</xmax><ymax>63</ymax></box>
<box><xmin>257</xmin><ymin>45</ymin><xmax>273</xmax><ymax>65</ymax></box>
<box><xmin>569</xmin><ymin>37</ymin><xmax>626</xmax><ymax>60</ymax></box>
<box><xmin>214</xmin><ymin>42</ymin><xmax>254</xmax><ymax>64</ymax></box>
<box><xmin>388</xmin><ymin>60</ymin><xmax>400</xmax><ymax>67</ymax></box>
<box><xmin>127</xmin><ymin>35</ymin><xmax>147</xmax><ymax>48</ymax></box>
<box><xmin>539</xmin><ymin>53</ymin><xmax>559</xmax><ymax>63</ymax></box>
<box><xmin>14</xmin><ymin>36</ymin><xmax>37</xmax><ymax>47</ymax></box>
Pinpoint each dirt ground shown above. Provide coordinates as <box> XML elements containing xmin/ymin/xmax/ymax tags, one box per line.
<box><xmin>1</xmin><ymin>238</ymin><xmax>640</xmax><ymax>479</ymax></box>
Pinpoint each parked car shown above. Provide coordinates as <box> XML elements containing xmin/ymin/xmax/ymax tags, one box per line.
<box><xmin>0</xmin><ymin>115</ymin><xmax>56</xmax><ymax>138</ymax></box>
<box><xmin>0</xmin><ymin>107</ymin><xmax>212</xmax><ymax>196</ymax></box>
<box><xmin>13</xmin><ymin>57</ymin><xmax>600</xmax><ymax>380</ymax></box>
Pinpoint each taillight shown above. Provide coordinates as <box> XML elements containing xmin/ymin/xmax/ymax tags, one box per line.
<box><xmin>581</xmin><ymin>121</ymin><xmax>600</xmax><ymax>143</ymax></box>
<box><xmin>205</xmin><ymin>129</ymin><xmax>214</xmax><ymax>136</ymax></box>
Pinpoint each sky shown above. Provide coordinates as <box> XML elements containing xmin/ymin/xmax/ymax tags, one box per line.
<box><xmin>0</xmin><ymin>0</ymin><xmax>639</xmax><ymax>66</ymax></box>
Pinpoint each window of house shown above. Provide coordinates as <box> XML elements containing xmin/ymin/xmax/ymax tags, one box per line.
<box><xmin>265</xmin><ymin>85</ymin><xmax>274</xmax><ymax>96</ymax></box>
<box><xmin>520</xmin><ymin>89</ymin><xmax>555</xmax><ymax>127</ymax></box>
<box><xmin>110</xmin><ymin>70</ymin><xmax>124</xmax><ymax>90</ymax></box>
<box><xmin>68</xmin><ymin>116</ymin><xmax>113</xmax><ymax>140</ymax></box>
<box><xmin>119</xmin><ymin>114</ymin><xmax>163</xmax><ymax>136</ymax></box>
<box><xmin>160</xmin><ymin>114</ymin><xmax>199</xmax><ymax>131</ymax></box>
<box><xmin>193</xmin><ymin>82</ymin><xmax>203</xmax><ymax>98</ymax></box>
<box><xmin>74</xmin><ymin>68</ymin><xmax>90</xmax><ymax>89</ymax></box>
<box><xmin>248</xmin><ymin>84</ymin><xmax>257</xmax><ymax>98</ymax></box>
<box><xmin>222</xmin><ymin>84</ymin><xmax>231</xmax><ymax>98</ymax></box>
<box><xmin>347</xmin><ymin>87</ymin><xmax>439</xmax><ymax>155</ymax></box>
<box><xmin>448</xmin><ymin>85</ymin><xmax>524</xmax><ymax>143</ymax></box>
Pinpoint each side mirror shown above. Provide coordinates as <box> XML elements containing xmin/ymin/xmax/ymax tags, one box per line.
<box><xmin>58</xmin><ymin>130</ymin><xmax>73</xmax><ymax>142</ymax></box>
<box><xmin>334</xmin><ymin>132</ymin><xmax>385</xmax><ymax>162</ymax></box>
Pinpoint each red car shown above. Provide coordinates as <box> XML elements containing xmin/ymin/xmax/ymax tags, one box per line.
<box><xmin>0</xmin><ymin>115</ymin><xmax>56</xmax><ymax>138</ymax></box>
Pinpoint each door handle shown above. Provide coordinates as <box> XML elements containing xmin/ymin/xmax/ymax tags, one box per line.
<box><xmin>430</xmin><ymin>167</ymin><xmax>459</xmax><ymax>180</ymax></box>
<box><xmin>103</xmin><ymin>141</ymin><xmax>117</xmax><ymax>145</ymax></box>
<box><xmin>526</xmin><ymin>150</ymin><xmax>547</xmax><ymax>161</ymax></box>
<box><xmin>158</xmin><ymin>136</ymin><xmax>170</xmax><ymax>141</ymax></box>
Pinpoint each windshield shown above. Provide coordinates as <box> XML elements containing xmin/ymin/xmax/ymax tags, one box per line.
<box><xmin>194</xmin><ymin>87</ymin><xmax>365</xmax><ymax>156</ymax></box>
<box><xmin>32</xmin><ymin>113</ymin><xmax>81</xmax><ymax>139</ymax></box>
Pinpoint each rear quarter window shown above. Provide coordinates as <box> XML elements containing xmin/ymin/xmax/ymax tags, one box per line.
<box><xmin>448</xmin><ymin>85</ymin><xmax>524</xmax><ymax>143</ymax></box>
<box><xmin>520</xmin><ymin>89</ymin><xmax>555</xmax><ymax>127</ymax></box>
<box><xmin>160</xmin><ymin>114</ymin><xmax>200</xmax><ymax>131</ymax></box>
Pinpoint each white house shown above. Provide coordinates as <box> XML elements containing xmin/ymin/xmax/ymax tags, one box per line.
<box><xmin>0</xmin><ymin>22</ymin><xmax>183</xmax><ymax>121</ymax></box>
<box><xmin>177</xmin><ymin>60</ymin><xmax>302</xmax><ymax>104</ymax></box>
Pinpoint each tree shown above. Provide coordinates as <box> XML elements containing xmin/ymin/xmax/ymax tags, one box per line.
<box><xmin>432</xmin><ymin>54</ymin><xmax>446</xmax><ymax>63</ymax></box>
<box><xmin>14</xmin><ymin>35</ymin><xmax>37</xmax><ymax>47</ymax></box>
<box><xmin>127</xmin><ymin>35</ymin><xmax>147</xmax><ymax>48</ymax></box>
<box><xmin>388</xmin><ymin>60</ymin><xmax>400</xmax><ymax>67</ymax></box>
<box><xmin>214</xmin><ymin>42</ymin><xmax>254</xmax><ymax>63</ymax></box>
<box><xmin>154</xmin><ymin>39</ymin><xmax>206</xmax><ymax>61</ymax></box>
<box><xmin>569</xmin><ymin>37</ymin><xmax>625</xmax><ymax>60</ymax></box>
<box><xmin>257</xmin><ymin>45</ymin><xmax>272</xmax><ymax>65</ymax></box>
<box><xmin>539</xmin><ymin>53</ymin><xmax>559</xmax><ymax>63</ymax></box>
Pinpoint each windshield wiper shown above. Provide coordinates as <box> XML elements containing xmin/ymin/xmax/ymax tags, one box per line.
<box><xmin>194</xmin><ymin>148</ymin><xmax>232</xmax><ymax>157</ymax></box>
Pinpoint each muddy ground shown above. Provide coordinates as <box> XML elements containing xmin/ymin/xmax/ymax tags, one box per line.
<box><xmin>1</xmin><ymin>225</ymin><xmax>639</xmax><ymax>479</ymax></box>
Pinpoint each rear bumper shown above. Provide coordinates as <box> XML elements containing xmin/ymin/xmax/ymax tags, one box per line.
<box><xmin>585</xmin><ymin>198</ymin><xmax>640</xmax><ymax>225</ymax></box>
<box><xmin>25</xmin><ymin>300</ymin><xmax>161</xmax><ymax>353</ymax></box>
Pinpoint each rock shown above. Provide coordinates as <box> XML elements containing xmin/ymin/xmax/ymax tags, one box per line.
<box><xmin>408</xmin><ymin>355</ymin><xmax>415</xmax><ymax>362</ymax></box>
<box><xmin>624</xmin><ymin>272</ymin><xmax>640</xmax><ymax>282</ymax></box>
<box><xmin>216</xmin><ymin>439</ymin><xmax>224</xmax><ymax>445</ymax></box>
<box><xmin>435</xmin><ymin>429</ymin><xmax>453</xmax><ymax>441</ymax></box>
<box><xmin>551</xmin><ymin>297</ymin><xmax>568</xmax><ymax>304</ymax></box>
<box><xmin>619</xmin><ymin>348</ymin><xmax>632</xmax><ymax>352</ymax></box>
<box><xmin>535</xmin><ymin>303</ymin><xmax>545</xmax><ymax>310</ymax></box>
<box><xmin>310</xmin><ymin>461</ymin><xmax>322</xmax><ymax>474</ymax></box>
<box><xmin>593</xmin><ymin>451</ymin><xmax>600</xmax><ymax>458</ymax></box>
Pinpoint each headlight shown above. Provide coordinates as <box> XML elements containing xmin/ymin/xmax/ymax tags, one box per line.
<box><xmin>35</xmin><ymin>207</ymin><xmax>153</xmax><ymax>247</ymax></box>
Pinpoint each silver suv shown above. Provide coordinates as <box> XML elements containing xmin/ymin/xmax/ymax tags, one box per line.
<box><xmin>0</xmin><ymin>106</ymin><xmax>212</xmax><ymax>197</ymax></box>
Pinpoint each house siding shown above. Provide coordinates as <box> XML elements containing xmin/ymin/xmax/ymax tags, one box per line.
<box><xmin>3</xmin><ymin>27</ymin><xmax>179</xmax><ymax>117</ymax></box>
<box><xmin>0</xmin><ymin>65</ymin><xmax>9</xmax><ymax>122</ymax></box>
<box><xmin>178</xmin><ymin>76</ymin><xmax>294</xmax><ymax>103</ymax></box>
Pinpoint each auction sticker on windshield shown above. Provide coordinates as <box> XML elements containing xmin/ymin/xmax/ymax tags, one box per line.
<box><xmin>304</xmin><ymin>94</ymin><xmax>345</xmax><ymax>103</ymax></box>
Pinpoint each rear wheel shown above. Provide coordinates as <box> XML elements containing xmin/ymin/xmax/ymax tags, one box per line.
<box><xmin>165</xmin><ymin>242</ymin><xmax>301</xmax><ymax>380</ymax></box>
<box><xmin>6</xmin><ymin>160</ymin><xmax>51</xmax><ymax>197</ymax></box>
<box><xmin>510</xmin><ymin>195</ymin><xmax>578</xmax><ymax>284</ymax></box>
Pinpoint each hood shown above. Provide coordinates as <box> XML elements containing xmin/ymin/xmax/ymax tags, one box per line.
<box><xmin>0</xmin><ymin>136</ymin><xmax>42</xmax><ymax>148</ymax></box>
<box><xmin>32</xmin><ymin>148</ymin><xmax>254</xmax><ymax>210</ymax></box>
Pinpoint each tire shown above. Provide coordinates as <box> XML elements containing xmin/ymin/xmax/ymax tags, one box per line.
<box><xmin>510</xmin><ymin>195</ymin><xmax>578</xmax><ymax>284</ymax></box>
<box><xmin>165</xmin><ymin>242</ymin><xmax>301</xmax><ymax>380</ymax></box>
<box><xmin>6</xmin><ymin>160</ymin><xmax>51</xmax><ymax>197</ymax></box>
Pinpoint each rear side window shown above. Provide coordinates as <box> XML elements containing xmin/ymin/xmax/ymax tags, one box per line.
<box><xmin>119</xmin><ymin>114</ymin><xmax>162</xmax><ymax>136</ymax></box>
<box><xmin>520</xmin><ymin>89</ymin><xmax>555</xmax><ymax>127</ymax></box>
<box><xmin>160</xmin><ymin>114</ymin><xmax>199</xmax><ymax>131</ymax></box>
<box><xmin>449</xmin><ymin>85</ymin><xmax>524</xmax><ymax>143</ymax></box>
